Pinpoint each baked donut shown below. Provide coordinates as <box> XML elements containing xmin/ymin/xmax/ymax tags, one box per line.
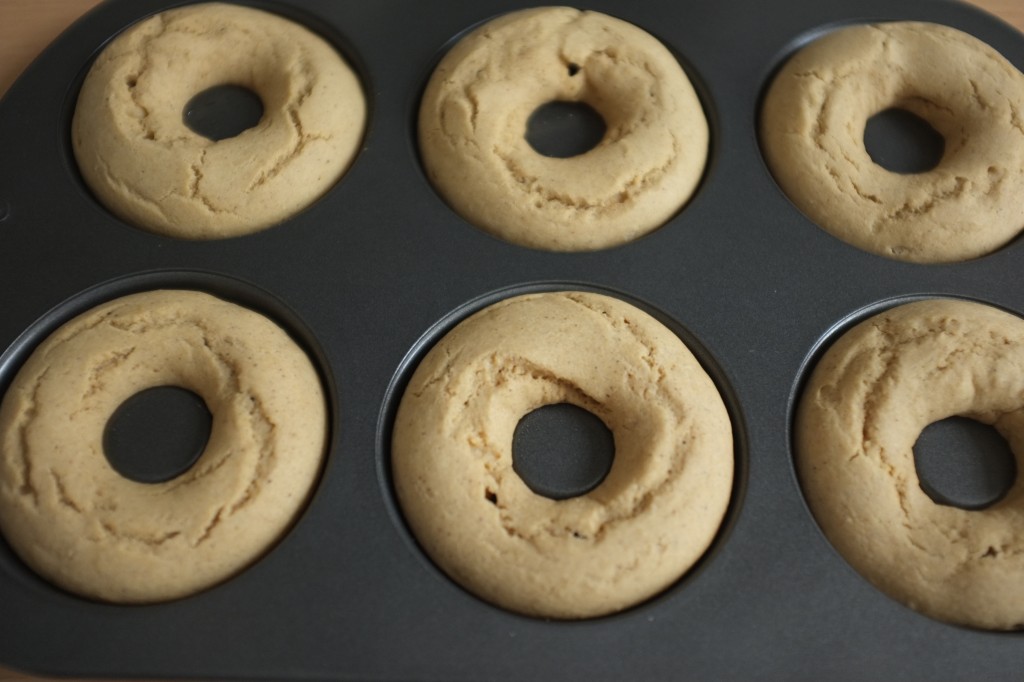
<box><xmin>418</xmin><ymin>7</ymin><xmax>709</xmax><ymax>252</ymax></box>
<box><xmin>72</xmin><ymin>3</ymin><xmax>366</xmax><ymax>239</ymax></box>
<box><xmin>795</xmin><ymin>298</ymin><xmax>1024</xmax><ymax>629</ymax></box>
<box><xmin>391</xmin><ymin>291</ymin><xmax>733</xmax><ymax>618</ymax></box>
<box><xmin>0</xmin><ymin>290</ymin><xmax>327</xmax><ymax>603</ymax></box>
<box><xmin>761</xmin><ymin>22</ymin><xmax>1024</xmax><ymax>263</ymax></box>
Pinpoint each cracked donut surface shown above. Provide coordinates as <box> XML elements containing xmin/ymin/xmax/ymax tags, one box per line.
<box><xmin>0</xmin><ymin>290</ymin><xmax>327</xmax><ymax>603</ymax></box>
<box><xmin>796</xmin><ymin>299</ymin><xmax>1024</xmax><ymax>629</ymax></box>
<box><xmin>72</xmin><ymin>3</ymin><xmax>365</xmax><ymax>239</ymax></box>
<box><xmin>391</xmin><ymin>291</ymin><xmax>733</xmax><ymax>618</ymax></box>
<box><xmin>418</xmin><ymin>7</ymin><xmax>709</xmax><ymax>251</ymax></box>
<box><xmin>761</xmin><ymin>22</ymin><xmax>1024</xmax><ymax>263</ymax></box>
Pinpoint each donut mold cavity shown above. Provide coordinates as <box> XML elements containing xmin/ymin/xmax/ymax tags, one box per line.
<box><xmin>0</xmin><ymin>290</ymin><xmax>328</xmax><ymax>603</ymax></box>
<box><xmin>796</xmin><ymin>298</ymin><xmax>1024</xmax><ymax>629</ymax></box>
<box><xmin>761</xmin><ymin>22</ymin><xmax>1024</xmax><ymax>263</ymax></box>
<box><xmin>71</xmin><ymin>2</ymin><xmax>366</xmax><ymax>239</ymax></box>
<box><xmin>391</xmin><ymin>291</ymin><xmax>733</xmax><ymax>619</ymax></box>
<box><xmin>418</xmin><ymin>7</ymin><xmax>709</xmax><ymax>252</ymax></box>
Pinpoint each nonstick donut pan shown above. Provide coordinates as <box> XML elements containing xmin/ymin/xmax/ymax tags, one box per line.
<box><xmin>2</xmin><ymin>0</ymin><xmax>1023</xmax><ymax>679</ymax></box>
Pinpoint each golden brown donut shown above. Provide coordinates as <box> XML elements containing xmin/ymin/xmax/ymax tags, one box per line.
<box><xmin>0</xmin><ymin>290</ymin><xmax>327</xmax><ymax>603</ymax></box>
<box><xmin>72</xmin><ymin>3</ymin><xmax>366</xmax><ymax>239</ymax></box>
<box><xmin>761</xmin><ymin>22</ymin><xmax>1024</xmax><ymax>263</ymax></box>
<box><xmin>392</xmin><ymin>291</ymin><xmax>733</xmax><ymax>618</ymax></box>
<box><xmin>418</xmin><ymin>7</ymin><xmax>709</xmax><ymax>251</ymax></box>
<box><xmin>796</xmin><ymin>298</ymin><xmax>1024</xmax><ymax>629</ymax></box>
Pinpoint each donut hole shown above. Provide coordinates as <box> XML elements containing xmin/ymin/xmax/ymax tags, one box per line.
<box><xmin>863</xmin><ymin>107</ymin><xmax>945</xmax><ymax>174</ymax></box>
<box><xmin>103</xmin><ymin>386</ymin><xmax>213</xmax><ymax>484</ymax></box>
<box><xmin>512</xmin><ymin>403</ymin><xmax>615</xmax><ymax>500</ymax></box>
<box><xmin>913</xmin><ymin>416</ymin><xmax>1017</xmax><ymax>510</ymax></box>
<box><xmin>183</xmin><ymin>84</ymin><xmax>265</xmax><ymax>142</ymax></box>
<box><xmin>525</xmin><ymin>101</ymin><xmax>607</xmax><ymax>159</ymax></box>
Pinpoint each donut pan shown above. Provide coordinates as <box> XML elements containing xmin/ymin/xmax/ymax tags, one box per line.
<box><xmin>1</xmin><ymin>0</ymin><xmax>1023</xmax><ymax>679</ymax></box>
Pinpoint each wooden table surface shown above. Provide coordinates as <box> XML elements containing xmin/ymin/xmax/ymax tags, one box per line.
<box><xmin>0</xmin><ymin>0</ymin><xmax>1022</xmax><ymax>680</ymax></box>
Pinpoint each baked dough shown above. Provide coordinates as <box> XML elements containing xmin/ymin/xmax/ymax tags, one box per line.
<box><xmin>761</xmin><ymin>22</ymin><xmax>1024</xmax><ymax>263</ymax></box>
<box><xmin>0</xmin><ymin>290</ymin><xmax>327</xmax><ymax>603</ymax></box>
<box><xmin>391</xmin><ymin>291</ymin><xmax>733</xmax><ymax>618</ymax></box>
<box><xmin>418</xmin><ymin>7</ymin><xmax>709</xmax><ymax>252</ymax></box>
<box><xmin>72</xmin><ymin>2</ymin><xmax>366</xmax><ymax>239</ymax></box>
<box><xmin>796</xmin><ymin>298</ymin><xmax>1024</xmax><ymax>629</ymax></box>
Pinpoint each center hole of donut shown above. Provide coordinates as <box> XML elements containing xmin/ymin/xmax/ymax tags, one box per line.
<box><xmin>863</xmin><ymin>108</ymin><xmax>945</xmax><ymax>174</ymax></box>
<box><xmin>183</xmin><ymin>84</ymin><xmax>264</xmax><ymax>141</ymax></box>
<box><xmin>913</xmin><ymin>417</ymin><xmax>1017</xmax><ymax>510</ymax></box>
<box><xmin>526</xmin><ymin>101</ymin><xmax>607</xmax><ymax>158</ymax></box>
<box><xmin>103</xmin><ymin>386</ymin><xmax>212</xmax><ymax>484</ymax></box>
<box><xmin>512</xmin><ymin>403</ymin><xmax>614</xmax><ymax>500</ymax></box>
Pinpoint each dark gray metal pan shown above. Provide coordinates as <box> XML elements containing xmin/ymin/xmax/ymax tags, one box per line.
<box><xmin>1</xmin><ymin>0</ymin><xmax>1022</xmax><ymax>678</ymax></box>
